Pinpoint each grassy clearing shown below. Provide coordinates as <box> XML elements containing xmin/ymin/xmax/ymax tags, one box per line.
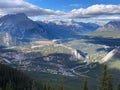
<box><xmin>88</xmin><ymin>31</ymin><xmax>120</xmax><ymax>38</ymax></box>
<box><xmin>33</xmin><ymin>40</ymin><xmax>53</xmax><ymax>45</ymax></box>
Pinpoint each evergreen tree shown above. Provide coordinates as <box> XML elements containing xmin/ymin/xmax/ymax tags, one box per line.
<box><xmin>0</xmin><ymin>63</ymin><xmax>49</xmax><ymax>90</ymax></box>
<box><xmin>48</xmin><ymin>84</ymin><xmax>51</xmax><ymax>90</ymax></box>
<box><xmin>117</xmin><ymin>83</ymin><xmax>120</xmax><ymax>90</ymax></box>
<box><xmin>99</xmin><ymin>65</ymin><xmax>113</xmax><ymax>90</ymax></box>
<box><xmin>5</xmin><ymin>81</ymin><xmax>14</xmax><ymax>90</ymax></box>
<box><xmin>32</xmin><ymin>80</ymin><xmax>37</xmax><ymax>90</ymax></box>
<box><xmin>59</xmin><ymin>79</ymin><xmax>64</xmax><ymax>90</ymax></box>
<box><xmin>83</xmin><ymin>78</ymin><xmax>89</xmax><ymax>90</ymax></box>
<box><xmin>59</xmin><ymin>83</ymin><xmax>64</xmax><ymax>90</ymax></box>
<box><xmin>43</xmin><ymin>84</ymin><xmax>47</xmax><ymax>90</ymax></box>
<box><xmin>107</xmin><ymin>74</ymin><xmax>113</xmax><ymax>90</ymax></box>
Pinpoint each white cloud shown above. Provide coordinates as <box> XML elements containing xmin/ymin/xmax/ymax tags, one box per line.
<box><xmin>0</xmin><ymin>0</ymin><xmax>64</xmax><ymax>16</ymax></box>
<box><xmin>67</xmin><ymin>4</ymin><xmax>120</xmax><ymax>19</ymax></box>
<box><xmin>0</xmin><ymin>1</ymin><xmax>120</xmax><ymax>22</ymax></box>
<box><xmin>93</xmin><ymin>16</ymin><xmax>120</xmax><ymax>21</ymax></box>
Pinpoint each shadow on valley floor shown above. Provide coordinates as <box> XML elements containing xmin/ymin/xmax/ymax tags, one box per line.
<box><xmin>96</xmin><ymin>47</ymin><xmax>114</xmax><ymax>52</ymax></box>
<box><xmin>88</xmin><ymin>38</ymin><xmax>120</xmax><ymax>46</ymax></box>
<box><xmin>62</xmin><ymin>34</ymin><xmax>120</xmax><ymax>47</ymax></box>
<box><xmin>80</xmin><ymin>35</ymin><xmax>120</xmax><ymax>47</ymax></box>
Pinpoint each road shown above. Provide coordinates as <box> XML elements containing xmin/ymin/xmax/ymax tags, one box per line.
<box><xmin>70</xmin><ymin>54</ymin><xmax>90</xmax><ymax>75</ymax></box>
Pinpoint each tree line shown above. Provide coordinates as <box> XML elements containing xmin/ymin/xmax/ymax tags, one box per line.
<box><xmin>83</xmin><ymin>65</ymin><xmax>120</xmax><ymax>90</ymax></box>
<box><xmin>0</xmin><ymin>63</ymin><xmax>120</xmax><ymax>90</ymax></box>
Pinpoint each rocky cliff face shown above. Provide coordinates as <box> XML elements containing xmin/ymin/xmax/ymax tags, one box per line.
<box><xmin>0</xmin><ymin>13</ymin><xmax>47</xmax><ymax>41</ymax></box>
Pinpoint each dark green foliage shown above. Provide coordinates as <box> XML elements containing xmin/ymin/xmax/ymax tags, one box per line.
<box><xmin>58</xmin><ymin>78</ymin><xmax>64</xmax><ymax>90</ymax></box>
<box><xmin>1</xmin><ymin>63</ymin><xmax>119</xmax><ymax>90</ymax></box>
<box><xmin>59</xmin><ymin>82</ymin><xmax>64</xmax><ymax>90</ymax></box>
<box><xmin>0</xmin><ymin>63</ymin><xmax>44</xmax><ymax>90</ymax></box>
<box><xmin>117</xmin><ymin>83</ymin><xmax>120</xmax><ymax>90</ymax></box>
<box><xmin>83</xmin><ymin>79</ymin><xmax>89</xmax><ymax>90</ymax></box>
<box><xmin>43</xmin><ymin>83</ymin><xmax>50</xmax><ymax>90</ymax></box>
<box><xmin>32</xmin><ymin>80</ymin><xmax>37</xmax><ymax>90</ymax></box>
<box><xmin>43</xmin><ymin>82</ymin><xmax>53</xmax><ymax>90</ymax></box>
<box><xmin>5</xmin><ymin>81</ymin><xmax>15</xmax><ymax>90</ymax></box>
<box><xmin>43</xmin><ymin>83</ymin><xmax>47</xmax><ymax>90</ymax></box>
<box><xmin>0</xmin><ymin>63</ymin><xmax>32</xmax><ymax>90</ymax></box>
<box><xmin>48</xmin><ymin>84</ymin><xmax>51</xmax><ymax>90</ymax></box>
<box><xmin>99</xmin><ymin>65</ymin><xmax>113</xmax><ymax>90</ymax></box>
<box><xmin>107</xmin><ymin>74</ymin><xmax>113</xmax><ymax>90</ymax></box>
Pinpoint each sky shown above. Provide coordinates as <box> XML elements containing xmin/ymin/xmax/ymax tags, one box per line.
<box><xmin>0</xmin><ymin>0</ymin><xmax>120</xmax><ymax>23</ymax></box>
<box><xmin>25</xmin><ymin>0</ymin><xmax>120</xmax><ymax>12</ymax></box>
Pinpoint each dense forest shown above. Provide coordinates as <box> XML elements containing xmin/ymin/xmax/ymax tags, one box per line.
<box><xmin>0</xmin><ymin>63</ymin><xmax>44</xmax><ymax>90</ymax></box>
<box><xmin>0</xmin><ymin>63</ymin><xmax>120</xmax><ymax>90</ymax></box>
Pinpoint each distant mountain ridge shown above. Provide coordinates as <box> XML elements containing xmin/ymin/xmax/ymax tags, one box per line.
<box><xmin>0</xmin><ymin>13</ymin><xmax>100</xmax><ymax>41</ymax></box>
<box><xmin>97</xmin><ymin>20</ymin><xmax>120</xmax><ymax>31</ymax></box>
<box><xmin>38</xmin><ymin>20</ymin><xmax>99</xmax><ymax>39</ymax></box>
<box><xmin>0</xmin><ymin>13</ymin><xmax>101</xmax><ymax>46</ymax></box>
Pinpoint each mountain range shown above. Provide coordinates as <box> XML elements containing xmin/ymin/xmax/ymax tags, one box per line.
<box><xmin>97</xmin><ymin>20</ymin><xmax>120</xmax><ymax>31</ymax></box>
<box><xmin>0</xmin><ymin>13</ymin><xmax>120</xmax><ymax>46</ymax></box>
<box><xmin>38</xmin><ymin>20</ymin><xmax>99</xmax><ymax>39</ymax></box>
<box><xmin>0</xmin><ymin>13</ymin><xmax>100</xmax><ymax>40</ymax></box>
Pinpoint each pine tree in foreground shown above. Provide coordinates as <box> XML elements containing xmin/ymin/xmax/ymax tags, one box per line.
<box><xmin>43</xmin><ymin>84</ymin><xmax>47</xmax><ymax>90</ymax></box>
<box><xmin>99</xmin><ymin>65</ymin><xmax>113</xmax><ymax>90</ymax></box>
<box><xmin>59</xmin><ymin>83</ymin><xmax>64</xmax><ymax>90</ymax></box>
<box><xmin>83</xmin><ymin>78</ymin><xmax>89</xmax><ymax>90</ymax></box>
<box><xmin>32</xmin><ymin>80</ymin><xmax>37</xmax><ymax>90</ymax></box>
<box><xmin>117</xmin><ymin>83</ymin><xmax>120</xmax><ymax>90</ymax></box>
<box><xmin>5</xmin><ymin>81</ymin><xmax>14</xmax><ymax>90</ymax></box>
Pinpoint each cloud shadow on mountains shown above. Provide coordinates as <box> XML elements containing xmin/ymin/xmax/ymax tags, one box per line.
<box><xmin>73</xmin><ymin>35</ymin><xmax>120</xmax><ymax>47</ymax></box>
